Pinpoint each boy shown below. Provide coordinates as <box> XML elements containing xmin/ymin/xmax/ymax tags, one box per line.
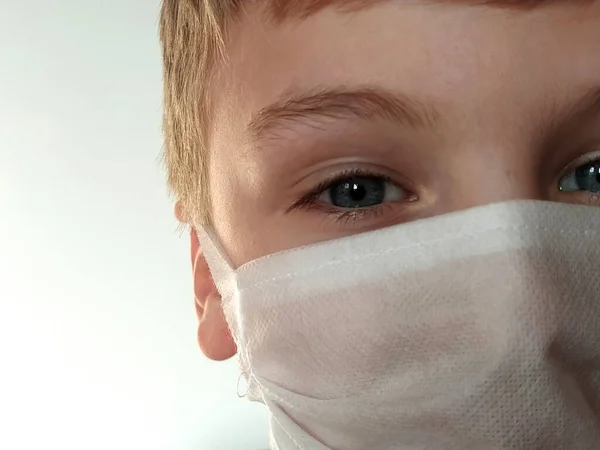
<box><xmin>160</xmin><ymin>1</ymin><xmax>600</xmax><ymax>448</ymax></box>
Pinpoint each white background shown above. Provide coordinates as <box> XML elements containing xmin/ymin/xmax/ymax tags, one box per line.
<box><xmin>0</xmin><ymin>1</ymin><xmax>269</xmax><ymax>449</ymax></box>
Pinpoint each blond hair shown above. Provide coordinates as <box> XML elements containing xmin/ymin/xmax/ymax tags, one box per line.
<box><xmin>159</xmin><ymin>0</ymin><xmax>238</xmax><ymax>225</ymax></box>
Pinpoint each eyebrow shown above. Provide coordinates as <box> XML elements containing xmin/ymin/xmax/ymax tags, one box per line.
<box><xmin>247</xmin><ymin>87</ymin><xmax>440</xmax><ymax>143</ymax></box>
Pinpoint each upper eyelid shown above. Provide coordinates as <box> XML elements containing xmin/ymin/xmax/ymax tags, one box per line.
<box><xmin>313</xmin><ymin>169</ymin><xmax>397</xmax><ymax>193</ymax></box>
<box><xmin>560</xmin><ymin>149</ymin><xmax>600</xmax><ymax>177</ymax></box>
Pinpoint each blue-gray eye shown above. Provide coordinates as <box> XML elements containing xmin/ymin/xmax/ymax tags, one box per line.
<box><xmin>559</xmin><ymin>160</ymin><xmax>600</xmax><ymax>193</ymax></box>
<box><xmin>319</xmin><ymin>176</ymin><xmax>405</xmax><ymax>208</ymax></box>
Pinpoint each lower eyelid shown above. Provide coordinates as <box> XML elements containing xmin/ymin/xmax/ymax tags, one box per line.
<box><xmin>331</xmin><ymin>203</ymin><xmax>397</xmax><ymax>225</ymax></box>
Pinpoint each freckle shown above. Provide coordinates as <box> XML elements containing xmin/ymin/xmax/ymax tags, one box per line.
<box><xmin>590</xmin><ymin>194</ymin><xmax>600</xmax><ymax>205</ymax></box>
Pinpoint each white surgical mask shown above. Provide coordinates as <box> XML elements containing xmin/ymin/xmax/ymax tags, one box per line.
<box><xmin>199</xmin><ymin>201</ymin><xmax>600</xmax><ymax>450</ymax></box>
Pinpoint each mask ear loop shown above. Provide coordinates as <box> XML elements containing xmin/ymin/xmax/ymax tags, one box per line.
<box><xmin>237</xmin><ymin>371</ymin><xmax>251</xmax><ymax>398</ymax></box>
<box><xmin>196</xmin><ymin>226</ymin><xmax>237</xmax><ymax>303</ymax></box>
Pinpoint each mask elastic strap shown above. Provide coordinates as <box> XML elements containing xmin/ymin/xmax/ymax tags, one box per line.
<box><xmin>196</xmin><ymin>227</ymin><xmax>237</xmax><ymax>302</ymax></box>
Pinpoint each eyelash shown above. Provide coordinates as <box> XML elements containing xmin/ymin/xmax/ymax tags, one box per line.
<box><xmin>288</xmin><ymin>168</ymin><xmax>407</xmax><ymax>224</ymax></box>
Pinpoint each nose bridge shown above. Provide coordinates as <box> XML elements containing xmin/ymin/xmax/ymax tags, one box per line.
<box><xmin>436</xmin><ymin>145</ymin><xmax>543</xmax><ymax>214</ymax></box>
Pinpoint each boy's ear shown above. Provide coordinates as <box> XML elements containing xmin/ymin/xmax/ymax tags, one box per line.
<box><xmin>190</xmin><ymin>228</ymin><xmax>237</xmax><ymax>361</ymax></box>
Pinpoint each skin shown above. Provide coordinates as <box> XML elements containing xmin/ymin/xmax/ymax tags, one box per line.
<box><xmin>185</xmin><ymin>1</ymin><xmax>600</xmax><ymax>360</ymax></box>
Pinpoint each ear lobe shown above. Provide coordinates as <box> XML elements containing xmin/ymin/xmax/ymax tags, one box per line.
<box><xmin>191</xmin><ymin>229</ymin><xmax>237</xmax><ymax>361</ymax></box>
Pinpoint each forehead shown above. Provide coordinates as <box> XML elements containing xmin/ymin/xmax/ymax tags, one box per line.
<box><xmin>210</xmin><ymin>1</ymin><xmax>600</xmax><ymax>156</ymax></box>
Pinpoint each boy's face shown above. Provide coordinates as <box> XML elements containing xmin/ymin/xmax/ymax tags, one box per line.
<box><xmin>207</xmin><ymin>1</ymin><xmax>600</xmax><ymax>268</ymax></box>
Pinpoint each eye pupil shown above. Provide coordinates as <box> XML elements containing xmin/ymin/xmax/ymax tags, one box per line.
<box><xmin>330</xmin><ymin>177</ymin><xmax>385</xmax><ymax>208</ymax></box>
<box><xmin>348</xmin><ymin>182</ymin><xmax>366</xmax><ymax>201</ymax></box>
